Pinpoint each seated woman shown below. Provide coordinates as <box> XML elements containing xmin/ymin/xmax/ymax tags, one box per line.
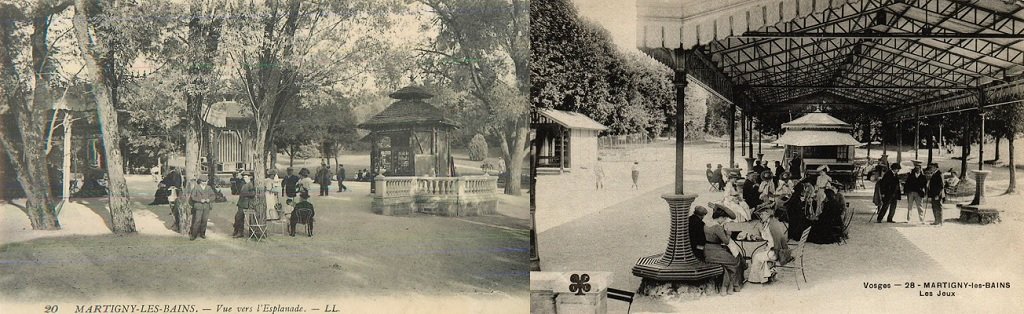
<box><xmin>785</xmin><ymin>179</ymin><xmax>815</xmax><ymax>241</ymax></box>
<box><xmin>721</xmin><ymin>176</ymin><xmax>752</xmax><ymax>222</ymax></box>
<box><xmin>746</xmin><ymin>205</ymin><xmax>790</xmax><ymax>283</ymax></box>
<box><xmin>808</xmin><ymin>189</ymin><xmax>847</xmax><ymax>244</ymax></box>
<box><xmin>758</xmin><ymin>171</ymin><xmax>776</xmax><ymax>204</ymax></box>
<box><xmin>149</xmin><ymin>183</ymin><xmax>171</xmax><ymax>205</ymax></box>
<box><xmin>704</xmin><ymin>207</ymin><xmax>745</xmax><ymax>295</ymax></box>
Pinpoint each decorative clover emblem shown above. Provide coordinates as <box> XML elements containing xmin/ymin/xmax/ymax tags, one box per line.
<box><xmin>569</xmin><ymin>273</ymin><xmax>591</xmax><ymax>295</ymax></box>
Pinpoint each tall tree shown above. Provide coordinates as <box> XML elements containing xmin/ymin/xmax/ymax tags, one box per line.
<box><xmin>419</xmin><ymin>0</ymin><xmax>530</xmax><ymax>195</ymax></box>
<box><xmin>71</xmin><ymin>0</ymin><xmax>136</xmax><ymax>233</ymax></box>
<box><xmin>990</xmin><ymin>102</ymin><xmax>1024</xmax><ymax>194</ymax></box>
<box><xmin>224</xmin><ymin>0</ymin><xmax>399</xmax><ymax>204</ymax></box>
<box><xmin>178</xmin><ymin>0</ymin><xmax>225</xmax><ymax>234</ymax></box>
<box><xmin>0</xmin><ymin>0</ymin><xmax>73</xmax><ymax>230</ymax></box>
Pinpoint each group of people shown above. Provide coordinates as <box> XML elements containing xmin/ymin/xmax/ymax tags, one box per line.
<box><xmin>150</xmin><ymin>162</ymin><xmax>373</xmax><ymax>240</ymax></box>
<box><xmin>688</xmin><ymin>200</ymin><xmax>793</xmax><ymax>295</ymax></box>
<box><xmin>873</xmin><ymin>160</ymin><xmax>947</xmax><ymax>225</ymax></box>
<box><xmin>591</xmin><ymin>159</ymin><xmax>641</xmax><ymax>190</ymax></box>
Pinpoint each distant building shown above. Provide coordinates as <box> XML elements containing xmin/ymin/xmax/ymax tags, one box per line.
<box><xmin>775</xmin><ymin>111</ymin><xmax>861</xmax><ymax>179</ymax></box>
<box><xmin>533</xmin><ymin>108</ymin><xmax>608</xmax><ymax>174</ymax></box>
<box><xmin>168</xmin><ymin>100</ymin><xmax>255</xmax><ymax>175</ymax></box>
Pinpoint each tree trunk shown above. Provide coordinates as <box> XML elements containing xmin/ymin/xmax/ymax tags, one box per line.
<box><xmin>72</xmin><ymin>1</ymin><xmax>136</xmax><ymax>233</ymax></box>
<box><xmin>0</xmin><ymin>5</ymin><xmax>64</xmax><ymax>230</ymax></box>
<box><xmin>180</xmin><ymin>111</ymin><xmax>201</xmax><ymax>234</ymax></box>
<box><xmin>288</xmin><ymin>145</ymin><xmax>295</xmax><ymax>168</ymax></box>
<box><xmin>994</xmin><ymin>136</ymin><xmax>1001</xmax><ymax>161</ymax></box>
<box><xmin>500</xmin><ymin>121</ymin><xmax>529</xmax><ymax>196</ymax></box>
<box><xmin>206</xmin><ymin>127</ymin><xmax>217</xmax><ymax>183</ymax></box>
<box><xmin>1008</xmin><ymin>136</ymin><xmax>1016</xmax><ymax>194</ymax></box>
<box><xmin>926</xmin><ymin>133</ymin><xmax>933</xmax><ymax>165</ymax></box>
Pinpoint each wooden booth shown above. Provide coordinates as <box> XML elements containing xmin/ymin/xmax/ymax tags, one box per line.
<box><xmin>533</xmin><ymin>108</ymin><xmax>608</xmax><ymax>174</ymax></box>
<box><xmin>775</xmin><ymin>112</ymin><xmax>862</xmax><ymax>186</ymax></box>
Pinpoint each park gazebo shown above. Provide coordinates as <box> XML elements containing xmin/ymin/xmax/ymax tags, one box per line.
<box><xmin>579</xmin><ymin>0</ymin><xmax>1024</xmax><ymax>295</ymax></box>
<box><xmin>775</xmin><ymin>111</ymin><xmax>862</xmax><ymax>183</ymax></box>
<box><xmin>359</xmin><ymin>86</ymin><xmax>496</xmax><ymax>217</ymax></box>
<box><xmin>359</xmin><ymin>86</ymin><xmax>458</xmax><ymax>179</ymax></box>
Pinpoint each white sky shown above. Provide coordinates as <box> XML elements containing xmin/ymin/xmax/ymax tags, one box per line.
<box><xmin>572</xmin><ymin>0</ymin><xmax>639</xmax><ymax>51</ymax></box>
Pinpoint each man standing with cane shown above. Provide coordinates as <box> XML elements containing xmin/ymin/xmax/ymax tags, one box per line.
<box><xmin>188</xmin><ymin>179</ymin><xmax>216</xmax><ymax>240</ymax></box>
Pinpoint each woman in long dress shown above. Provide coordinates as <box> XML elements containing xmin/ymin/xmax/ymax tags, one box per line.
<box><xmin>747</xmin><ymin>205</ymin><xmax>793</xmax><ymax>283</ymax></box>
<box><xmin>704</xmin><ymin>207</ymin><xmax>745</xmax><ymax>294</ymax></box>
<box><xmin>758</xmin><ymin>171</ymin><xmax>776</xmax><ymax>203</ymax></box>
<box><xmin>722</xmin><ymin>177</ymin><xmax>751</xmax><ymax>222</ymax></box>
<box><xmin>265</xmin><ymin>172</ymin><xmax>282</xmax><ymax>220</ymax></box>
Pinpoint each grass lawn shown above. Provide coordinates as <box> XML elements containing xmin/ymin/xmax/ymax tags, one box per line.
<box><xmin>0</xmin><ymin>173</ymin><xmax>529</xmax><ymax>312</ymax></box>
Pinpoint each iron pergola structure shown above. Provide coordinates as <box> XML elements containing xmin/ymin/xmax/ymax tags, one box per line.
<box><xmin>629</xmin><ymin>0</ymin><xmax>1024</xmax><ymax>287</ymax></box>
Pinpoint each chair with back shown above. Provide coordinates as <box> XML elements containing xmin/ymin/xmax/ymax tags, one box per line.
<box><xmin>606</xmin><ymin>287</ymin><xmax>636</xmax><ymax>314</ymax></box>
<box><xmin>841</xmin><ymin>202</ymin><xmax>854</xmax><ymax>245</ymax></box>
<box><xmin>775</xmin><ymin>226</ymin><xmax>811</xmax><ymax>290</ymax></box>
<box><xmin>292</xmin><ymin>207</ymin><xmax>314</xmax><ymax>237</ymax></box>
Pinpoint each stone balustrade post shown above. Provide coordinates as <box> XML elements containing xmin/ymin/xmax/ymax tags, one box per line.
<box><xmin>375</xmin><ymin>174</ymin><xmax>386</xmax><ymax>196</ymax></box>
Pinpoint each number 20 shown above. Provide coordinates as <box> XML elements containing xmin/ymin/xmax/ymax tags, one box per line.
<box><xmin>44</xmin><ymin>305</ymin><xmax>59</xmax><ymax>313</ymax></box>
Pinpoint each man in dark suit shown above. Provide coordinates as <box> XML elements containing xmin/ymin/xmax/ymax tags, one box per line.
<box><xmin>315</xmin><ymin>164</ymin><xmax>332</xmax><ymax>196</ymax></box>
<box><xmin>689</xmin><ymin>205</ymin><xmax>708</xmax><ymax>260</ymax></box>
<box><xmin>789</xmin><ymin>153</ymin><xmax>804</xmax><ymax>181</ymax></box>
<box><xmin>743</xmin><ymin>171</ymin><xmax>762</xmax><ymax>209</ymax></box>
<box><xmin>773</xmin><ymin>161</ymin><xmax>785</xmax><ymax>187</ymax></box>
<box><xmin>926</xmin><ymin>163</ymin><xmax>945</xmax><ymax>226</ymax></box>
<box><xmin>876</xmin><ymin>163</ymin><xmax>902</xmax><ymax>223</ymax></box>
<box><xmin>336</xmin><ymin>164</ymin><xmax>347</xmax><ymax>192</ymax></box>
<box><xmin>282</xmin><ymin>168</ymin><xmax>299</xmax><ymax>199</ymax></box>
<box><xmin>232</xmin><ymin>175</ymin><xmax>256</xmax><ymax>238</ymax></box>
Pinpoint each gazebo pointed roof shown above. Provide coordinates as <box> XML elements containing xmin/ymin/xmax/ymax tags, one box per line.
<box><xmin>358</xmin><ymin>86</ymin><xmax>459</xmax><ymax>131</ymax></box>
<box><xmin>781</xmin><ymin>112</ymin><xmax>853</xmax><ymax>131</ymax></box>
<box><xmin>776</xmin><ymin>111</ymin><xmax>860</xmax><ymax>147</ymax></box>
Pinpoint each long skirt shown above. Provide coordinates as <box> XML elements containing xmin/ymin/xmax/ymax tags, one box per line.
<box><xmin>705</xmin><ymin>243</ymin><xmax>744</xmax><ymax>289</ymax></box>
<box><xmin>747</xmin><ymin>248</ymin><xmax>776</xmax><ymax>283</ymax></box>
<box><xmin>265</xmin><ymin>192</ymin><xmax>280</xmax><ymax>220</ymax></box>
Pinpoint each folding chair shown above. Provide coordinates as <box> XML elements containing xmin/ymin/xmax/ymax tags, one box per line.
<box><xmin>706</xmin><ymin>175</ymin><xmax>720</xmax><ymax>191</ymax></box>
<box><xmin>775</xmin><ymin>227</ymin><xmax>811</xmax><ymax>290</ymax></box>
<box><xmin>243</xmin><ymin>208</ymin><xmax>268</xmax><ymax>242</ymax></box>
<box><xmin>607</xmin><ymin>287</ymin><xmax>636</xmax><ymax>314</ymax></box>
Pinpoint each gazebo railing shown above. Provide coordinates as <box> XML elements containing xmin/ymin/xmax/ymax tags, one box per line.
<box><xmin>372</xmin><ymin>175</ymin><xmax>498</xmax><ymax>216</ymax></box>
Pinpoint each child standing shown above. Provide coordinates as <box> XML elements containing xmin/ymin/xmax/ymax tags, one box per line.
<box><xmin>631</xmin><ymin>161</ymin><xmax>640</xmax><ymax>190</ymax></box>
